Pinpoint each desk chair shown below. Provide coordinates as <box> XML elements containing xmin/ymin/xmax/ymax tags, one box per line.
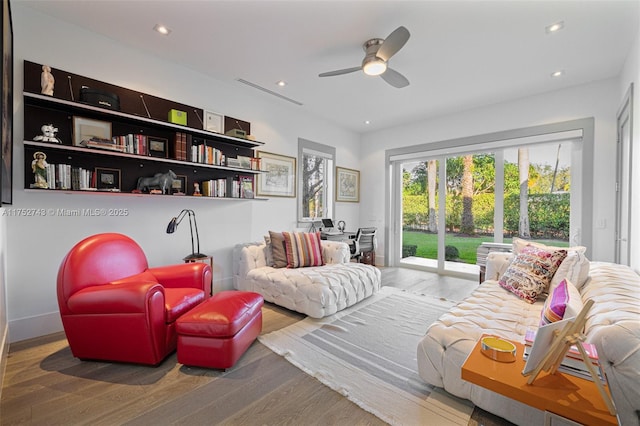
<box><xmin>351</xmin><ymin>227</ymin><xmax>377</xmax><ymax>265</ymax></box>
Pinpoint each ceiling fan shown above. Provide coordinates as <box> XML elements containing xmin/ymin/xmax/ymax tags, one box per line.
<box><xmin>319</xmin><ymin>26</ymin><xmax>410</xmax><ymax>88</ymax></box>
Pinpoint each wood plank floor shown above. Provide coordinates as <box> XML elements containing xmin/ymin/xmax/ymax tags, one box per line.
<box><xmin>0</xmin><ymin>267</ymin><xmax>510</xmax><ymax>425</ymax></box>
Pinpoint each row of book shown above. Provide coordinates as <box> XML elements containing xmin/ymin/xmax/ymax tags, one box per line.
<box><xmin>40</xmin><ymin>163</ymin><xmax>96</xmax><ymax>191</ymax></box>
<box><xmin>200</xmin><ymin>175</ymin><xmax>254</xmax><ymax>198</ymax></box>
<box><xmin>113</xmin><ymin>134</ymin><xmax>148</xmax><ymax>156</ymax></box>
<box><xmin>523</xmin><ymin>329</ymin><xmax>605</xmax><ymax>383</ymax></box>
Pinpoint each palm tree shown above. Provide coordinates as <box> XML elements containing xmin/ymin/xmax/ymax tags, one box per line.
<box><xmin>427</xmin><ymin>160</ymin><xmax>437</xmax><ymax>232</ymax></box>
<box><xmin>518</xmin><ymin>148</ymin><xmax>531</xmax><ymax>238</ymax></box>
<box><xmin>461</xmin><ymin>155</ymin><xmax>474</xmax><ymax>234</ymax></box>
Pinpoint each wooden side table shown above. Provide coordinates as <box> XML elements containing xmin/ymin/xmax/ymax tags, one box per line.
<box><xmin>184</xmin><ymin>255</ymin><xmax>213</xmax><ymax>296</ymax></box>
<box><xmin>461</xmin><ymin>335</ymin><xmax>618</xmax><ymax>426</ymax></box>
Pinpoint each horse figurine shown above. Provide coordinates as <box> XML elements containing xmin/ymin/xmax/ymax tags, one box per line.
<box><xmin>136</xmin><ymin>170</ymin><xmax>177</xmax><ymax>194</ymax></box>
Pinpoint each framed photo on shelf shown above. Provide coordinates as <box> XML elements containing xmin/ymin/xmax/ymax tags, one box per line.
<box><xmin>147</xmin><ymin>136</ymin><xmax>168</xmax><ymax>158</ymax></box>
<box><xmin>256</xmin><ymin>151</ymin><xmax>296</xmax><ymax>198</ymax></box>
<box><xmin>172</xmin><ymin>174</ymin><xmax>187</xmax><ymax>195</ymax></box>
<box><xmin>237</xmin><ymin>155</ymin><xmax>252</xmax><ymax>169</ymax></box>
<box><xmin>73</xmin><ymin>116</ymin><xmax>112</xmax><ymax>147</ymax></box>
<box><xmin>204</xmin><ymin>110</ymin><xmax>223</xmax><ymax>133</ymax></box>
<box><xmin>1</xmin><ymin>0</ymin><xmax>13</xmax><ymax>204</ymax></box>
<box><xmin>239</xmin><ymin>175</ymin><xmax>254</xmax><ymax>198</ymax></box>
<box><xmin>336</xmin><ymin>166</ymin><xmax>360</xmax><ymax>202</ymax></box>
<box><xmin>95</xmin><ymin>167</ymin><xmax>121</xmax><ymax>191</ymax></box>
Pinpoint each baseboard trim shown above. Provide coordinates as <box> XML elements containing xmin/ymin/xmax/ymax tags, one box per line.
<box><xmin>9</xmin><ymin>311</ymin><xmax>63</xmax><ymax>343</ymax></box>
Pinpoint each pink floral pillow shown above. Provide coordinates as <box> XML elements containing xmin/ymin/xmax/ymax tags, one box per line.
<box><xmin>499</xmin><ymin>245</ymin><xmax>567</xmax><ymax>303</ymax></box>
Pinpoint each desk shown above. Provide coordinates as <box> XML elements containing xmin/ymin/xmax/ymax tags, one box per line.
<box><xmin>320</xmin><ymin>231</ymin><xmax>355</xmax><ymax>242</ymax></box>
<box><xmin>461</xmin><ymin>335</ymin><xmax>618</xmax><ymax>425</ymax></box>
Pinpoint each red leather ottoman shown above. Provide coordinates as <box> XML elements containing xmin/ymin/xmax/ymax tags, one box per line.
<box><xmin>176</xmin><ymin>291</ymin><xmax>263</xmax><ymax>369</ymax></box>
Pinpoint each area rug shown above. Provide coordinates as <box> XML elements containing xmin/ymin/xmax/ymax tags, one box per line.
<box><xmin>259</xmin><ymin>287</ymin><xmax>474</xmax><ymax>426</ymax></box>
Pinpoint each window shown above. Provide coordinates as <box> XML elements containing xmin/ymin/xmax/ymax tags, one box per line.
<box><xmin>298</xmin><ymin>138</ymin><xmax>335</xmax><ymax>222</ymax></box>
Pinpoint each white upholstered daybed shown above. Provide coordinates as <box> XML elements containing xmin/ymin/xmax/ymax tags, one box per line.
<box><xmin>233</xmin><ymin>239</ymin><xmax>381</xmax><ymax>318</ymax></box>
<box><xmin>417</xmin><ymin>247</ymin><xmax>640</xmax><ymax>426</ymax></box>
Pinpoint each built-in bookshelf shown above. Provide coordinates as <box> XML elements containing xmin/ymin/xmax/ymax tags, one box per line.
<box><xmin>22</xmin><ymin>60</ymin><xmax>263</xmax><ymax>199</ymax></box>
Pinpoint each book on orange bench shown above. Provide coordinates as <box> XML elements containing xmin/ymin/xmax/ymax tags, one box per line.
<box><xmin>524</xmin><ymin>329</ymin><xmax>599</xmax><ymax>363</ymax></box>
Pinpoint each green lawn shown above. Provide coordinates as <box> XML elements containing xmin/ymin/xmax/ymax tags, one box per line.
<box><xmin>402</xmin><ymin>231</ymin><xmax>568</xmax><ymax>264</ymax></box>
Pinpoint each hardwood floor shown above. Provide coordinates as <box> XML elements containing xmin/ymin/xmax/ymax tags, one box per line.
<box><xmin>0</xmin><ymin>268</ymin><xmax>505</xmax><ymax>425</ymax></box>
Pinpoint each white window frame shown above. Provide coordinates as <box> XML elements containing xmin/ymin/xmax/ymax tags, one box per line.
<box><xmin>298</xmin><ymin>138</ymin><xmax>335</xmax><ymax>222</ymax></box>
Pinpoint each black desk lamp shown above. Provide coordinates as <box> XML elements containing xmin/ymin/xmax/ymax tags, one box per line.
<box><xmin>166</xmin><ymin>209</ymin><xmax>207</xmax><ymax>261</ymax></box>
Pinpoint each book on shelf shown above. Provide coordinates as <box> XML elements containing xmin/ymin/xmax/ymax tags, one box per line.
<box><xmin>523</xmin><ymin>329</ymin><xmax>605</xmax><ymax>383</ymax></box>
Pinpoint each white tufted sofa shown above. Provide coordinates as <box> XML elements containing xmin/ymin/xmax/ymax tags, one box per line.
<box><xmin>233</xmin><ymin>240</ymin><xmax>381</xmax><ymax>318</ymax></box>
<box><xmin>417</xmin><ymin>254</ymin><xmax>640</xmax><ymax>426</ymax></box>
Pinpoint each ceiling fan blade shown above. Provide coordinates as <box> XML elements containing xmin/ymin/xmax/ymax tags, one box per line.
<box><xmin>381</xmin><ymin>67</ymin><xmax>409</xmax><ymax>88</ymax></box>
<box><xmin>319</xmin><ymin>66</ymin><xmax>362</xmax><ymax>77</ymax></box>
<box><xmin>377</xmin><ymin>26</ymin><xmax>410</xmax><ymax>61</ymax></box>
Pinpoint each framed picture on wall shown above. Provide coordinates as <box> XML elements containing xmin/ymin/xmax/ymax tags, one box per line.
<box><xmin>336</xmin><ymin>166</ymin><xmax>360</xmax><ymax>202</ymax></box>
<box><xmin>256</xmin><ymin>151</ymin><xmax>296</xmax><ymax>197</ymax></box>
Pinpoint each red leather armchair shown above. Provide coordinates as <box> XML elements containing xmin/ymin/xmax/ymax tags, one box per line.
<box><xmin>57</xmin><ymin>233</ymin><xmax>212</xmax><ymax>365</ymax></box>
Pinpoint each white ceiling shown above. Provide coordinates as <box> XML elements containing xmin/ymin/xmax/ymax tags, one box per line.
<box><xmin>21</xmin><ymin>0</ymin><xmax>640</xmax><ymax>133</ymax></box>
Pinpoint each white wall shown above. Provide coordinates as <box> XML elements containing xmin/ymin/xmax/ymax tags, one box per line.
<box><xmin>361</xmin><ymin>78</ymin><xmax>621</xmax><ymax>265</ymax></box>
<box><xmin>620</xmin><ymin>28</ymin><xmax>640</xmax><ymax>273</ymax></box>
<box><xmin>7</xmin><ymin>4</ymin><xmax>361</xmax><ymax>342</ymax></box>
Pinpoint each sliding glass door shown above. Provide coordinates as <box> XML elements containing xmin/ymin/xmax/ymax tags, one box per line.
<box><xmin>397</xmin><ymin>140</ymin><xmax>575</xmax><ymax>275</ymax></box>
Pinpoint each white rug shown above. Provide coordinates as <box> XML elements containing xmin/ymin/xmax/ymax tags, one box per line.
<box><xmin>259</xmin><ymin>287</ymin><xmax>474</xmax><ymax>426</ymax></box>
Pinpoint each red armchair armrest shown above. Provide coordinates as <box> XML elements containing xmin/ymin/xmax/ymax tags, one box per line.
<box><xmin>149</xmin><ymin>263</ymin><xmax>211</xmax><ymax>292</ymax></box>
<box><xmin>67</xmin><ymin>281</ymin><xmax>163</xmax><ymax>315</ymax></box>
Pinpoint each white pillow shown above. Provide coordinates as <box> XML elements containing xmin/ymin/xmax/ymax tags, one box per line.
<box><xmin>512</xmin><ymin>237</ymin><xmax>590</xmax><ymax>289</ymax></box>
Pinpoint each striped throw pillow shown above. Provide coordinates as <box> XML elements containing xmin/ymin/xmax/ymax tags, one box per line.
<box><xmin>282</xmin><ymin>231</ymin><xmax>324</xmax><ymax>268</ymax></box>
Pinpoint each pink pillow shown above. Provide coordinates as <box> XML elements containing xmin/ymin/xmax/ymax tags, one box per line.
<box><xmin>540</xmin><ymin>279</ymin><xmax>583</xmax><ymax>326</ymax></box>
<box><xmin>282</xmin><ymin>231</ymin><xmax>324</xmax><ymax>268</ymax></box>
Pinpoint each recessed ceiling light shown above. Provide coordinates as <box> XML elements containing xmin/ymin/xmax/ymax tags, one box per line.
<box><xmin>276</xmin><ymin>80</ymin><xmax>287</xmax><ymax>87</ymax></box>
<box><xmin>551</xmin><ymin>70</ymin><xmax>564</xmax><ymax>78</ymax></box>
<box><xmin>153</xmin><ymin>24</ymin><xmax>171</xmax><ymax>35</ymax></box>
<box><xmin>545</xmin><ymin>21</ymin><xmax>564</xmax><ymax>34</ymax></box>
<box><xmin>364</xmin><ymin>120</ymin><xmax>371</xmax><ymax>125</ymax></box>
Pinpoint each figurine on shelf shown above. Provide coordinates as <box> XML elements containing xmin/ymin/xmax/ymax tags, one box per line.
<box><xmin>193</xmin><ymin>182</ymin><xmax>202</xmax><ymax>196</ymax></box>
<box><xmin>135</xmin><ymin>170</ymin><xmax>176</xmax><ymax>194</ymax></box>
<box><xmin>33</xmin><ymin>124</ymin><xmax>62</xmax><ymax>143</ymax></box>
<box><xmin>31</xmin><ymin>151</ymin><xmax>49</xmax><ymax>189</ymax></box>
<box><xmin>41</xmin><ymin>65</ymin><xmax>55</xmax><ymax>96</ymax></box>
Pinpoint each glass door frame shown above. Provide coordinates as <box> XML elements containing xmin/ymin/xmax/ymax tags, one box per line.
<box><xmin>385</xmin><ymin>118</ymin><xmax>595</xmax><ymax>270</ymax></box>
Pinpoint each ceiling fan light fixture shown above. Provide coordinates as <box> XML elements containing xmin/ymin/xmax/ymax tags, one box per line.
<box><xmin>363</xmin><ymin>57</ymin><xmax>387</xmax><ymax>76</ymax></box>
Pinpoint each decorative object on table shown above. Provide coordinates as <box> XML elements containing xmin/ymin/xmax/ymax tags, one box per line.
<box><xmin>204</xmin><ymin>110</ymin><xmax>223</xmax><ymax>133</ymax></box>
<box><xmin>166</xmin><ymin>209</ymin><xmax>207</xmax><ymax>261</ymax></box>
<box><xmin>239</xmin><ymin>175</ymin><xmax>254</xmax><ymax>198</ymax></box>
<box><xmin>336</xmin><ymin>166</ymin><xmax>360</xmax><ymax>202</ymax></box>
<box><xmin>40</xmin><ymin>64</ymin><xmax>54</xmax><ymax>96</ymax></box>
<box><xmin>168</xmin><ymin>109</ymin><xmax>187</xmax><ymax>125</ymax></box>
<box><xmin>136</xmin><ymin>170</ymin><xmax>176</xmax><ymax>194</ymax></box>
<box><xmin>337</xmin><ymin>220</ymin><xmax>346</xmax><ymax>232</ymax></box>
<box><xmin>171</xmin><ymin>174</ymin><xmax>187</xmax><ymax>195</ymax></box>
<box><xmin>480</xmin><ymin>336</ymin><xmax>516</xmax><ymax>363</ymax></box>
<box><xmin>256</xmin><ymin>151</ymin><xmax>296</xmax><ymax>198</ymax></box>
<box><xmin>2</xmin><ymin>0</ymin><xmax>14</xmax><ymax>204</ymax></box>
<box><xmin>79</xmin><ymin>85</ymin><xmax>120</xmax><ymax>110</ymax></box>
<box><xmin>33</xmin><ymin>124</ymin><xmax>62</xmax><ymax>143</ymax></box>
<box><xmin>73</xmin><ymin>116</ymin><xmax>112</xmax><ymax>147</ymax></box>
<box><xmin>193</xmin><ymin>182</ymin><xmax>202</xmax><ymax>196</ymax></box>
<box><xmin>147</xmin><ymin>136</ymin><xmax>168</xmax><ymax>158</ymax></box>
<box><xmin>31</xmin><ymin>151</ymin><xmax>48</xmax><ymax>188</ymax></box>
<box><xmin>94</xmin><ymin>167</ymin><xmax>121</xmax><ymax>192</ymax></box>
